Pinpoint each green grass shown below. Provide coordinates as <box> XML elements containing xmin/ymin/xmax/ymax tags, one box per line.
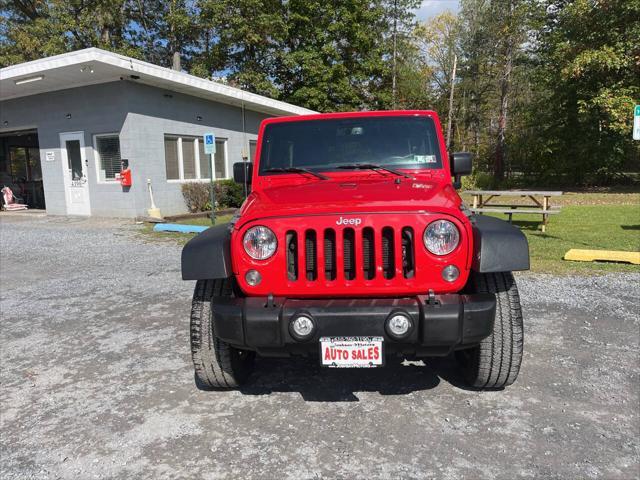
<box><xmin>138</xmin><ymin>214</ymin><xmax>233</xmax><ymax>245</ymax></box>
<box><xmin>506</xmin><ymin>205</ymin><xmax>640</xmax><ymax>274</ymax></box>
<box><xmin>460</xmin><ymin>191</ymin><xmax>640</xmax><ymax>206</ymax></box>
<box><xmin>175</xmin><ymin>216</ymin><xmax>233</xmax><ymax>226</ymax></box>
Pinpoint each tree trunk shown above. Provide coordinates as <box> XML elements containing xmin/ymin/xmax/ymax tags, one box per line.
<box><xmin>446</xmin><ymin>54</ymin><xmax>458</xmax><ymax>150</ymax></box>
<box><xmin>566</xmin><ymin>85</ymin><xmax>581</xmax><ymax>184</ymax></box>
<box><xmin>172</xmin><ymin>51</ymin><xmax>181</xmax><ymax>71</ymax></box>
<box><xmin>101</xmin><ymin>27</ymin><xmax>110</xmax><ymax>44</ymax></box>
<box><xmin>495</xmin><ymin>29</ymin><xmax>513</xmax><ymax>182</ymax></box>
<box><xmin>169</xmin><ymin>0</ymin><xmax>181</xmax><ymax>71</ymax></box>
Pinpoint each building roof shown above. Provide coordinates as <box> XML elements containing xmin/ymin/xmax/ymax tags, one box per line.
<box><xmin>0</xmin><ymin>48</ymin><xmax>316</xmax><ymax>117</ymax></box>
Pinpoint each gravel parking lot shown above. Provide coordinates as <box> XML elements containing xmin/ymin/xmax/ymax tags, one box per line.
<box><xmin>1</xmin><ymin>215</ymin><xmax>638</xmax><ymax>479</ymax></box>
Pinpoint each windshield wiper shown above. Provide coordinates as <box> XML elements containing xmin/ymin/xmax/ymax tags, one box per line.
<box><xmin>337</xmin><ymin>163</ymin><xmax>412</xmax><ymax>179</ymax></box>
<box><xmin>264</xmin><ymin>167</ymin><xmax>329</xmax><ymax>180</ymax></box>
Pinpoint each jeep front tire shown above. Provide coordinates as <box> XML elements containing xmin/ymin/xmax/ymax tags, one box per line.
<box><xmin>190</xmin><ymin>279</ymin><xmax>255</xmax><ymax>389</ymax></box>
<box><xmin>457</xmin><ymin>271</ymin><xmax>524</xmax><ymax>389</ymax></box>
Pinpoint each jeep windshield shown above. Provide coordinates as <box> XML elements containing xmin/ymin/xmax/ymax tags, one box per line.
<box><xmin>258</xmin><ymin>116</ymin><xmax>443</xmax><ymax>175</ymax></box>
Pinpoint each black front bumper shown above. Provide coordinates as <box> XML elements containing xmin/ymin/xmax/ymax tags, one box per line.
<box><xmin>211</xmin><ymin>293</ymin><xmax>496</xmax><ymax>357</ymax></box>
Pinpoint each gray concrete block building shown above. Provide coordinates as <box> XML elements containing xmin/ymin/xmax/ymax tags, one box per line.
<box><xmin>0</xmin><ymin>48</ymin><xmax>314</xmax><ymax>217</ymax></box>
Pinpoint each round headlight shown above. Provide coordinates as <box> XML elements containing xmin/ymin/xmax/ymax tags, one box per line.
<box><xmin>423</xmin><ymin>220</ymin><xmax>460</xmax><ymax>256</ymax></box>
<box><xmin>243</xmin><ymin>226</ymin><xmax>277</xmax><ymax>260</ymax></box>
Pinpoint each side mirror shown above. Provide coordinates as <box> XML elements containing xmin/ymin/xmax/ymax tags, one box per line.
<box><xmin>233</xmin><ymin>162</ymin><xmax>253</xmax><ymax>185</ymax></box>
<box><xmin>450</xmin><ymin>152</ymin><xmax>472</xmax><ymax>189</ymax></box>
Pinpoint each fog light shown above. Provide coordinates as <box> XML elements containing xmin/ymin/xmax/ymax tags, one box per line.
<box><xmin>442</xmin><ymin>265</ymin><xmax>459</xmax><ymax>282</ymax></box>
<box><xmin>290</xmin><ymin>315</ymin><xmax>316</xmax><ymax>341</ymax></box>
<box><xmin>386</xmin><ymin>313</ymin><xmax>412</xmax><ymax>338</ymax></box>
<box><xmin>245</xmin><ymin>269</ymin><xmax>262</xmax><ymax>286</ymax></box>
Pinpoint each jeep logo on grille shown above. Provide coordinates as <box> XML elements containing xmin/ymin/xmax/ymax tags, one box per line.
<box><xmin>336</xmin><ymin>217</ymin><xmax>362</xmax><ymax>226</ymax></box>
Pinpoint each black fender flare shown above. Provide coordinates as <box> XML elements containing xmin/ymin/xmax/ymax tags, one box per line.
<box><xmin>181</xmin><ymin>224</ymin><xmax>233</xmax><ymax>280</ymax></box>
<box><xmin>470</xmin><ymin>214</ymin><xmax>530</xmax><ymax>272</ymax></box>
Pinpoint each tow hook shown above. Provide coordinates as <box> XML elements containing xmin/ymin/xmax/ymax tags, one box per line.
<box><xmin>427</xmin><ymin>289</ymin><xmax>439</xmax><ymax>306</ymax></box>
<box><xmin>266</xmin><ymin>293</ymin><xmax>276</xmax><ymax>308</ymax></box>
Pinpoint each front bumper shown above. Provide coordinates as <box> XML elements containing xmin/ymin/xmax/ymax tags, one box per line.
<box><xmin>211</xmin><ymin>293</ymin><xmax>496</xmax><ymax>357</ymax></box>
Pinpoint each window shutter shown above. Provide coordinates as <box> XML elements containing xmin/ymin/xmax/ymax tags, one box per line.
<box><xmin>164</xmin><ymin>137</ymin><xmax>179</xmax><ymax>180</ymax></box>
<box><xmin>198</xmin><ymin>140</ymin><xmax>211</xmax><ymax>179</ymax></box>
<box><xmin>214</xmin><ymin>139</ymin><xmax>226</xmax><ymax>179</ymax></box>
<box><xmin>183</xmin><ymin>139</ymin><xmax>196</xmax><ymax>179</ymax></box>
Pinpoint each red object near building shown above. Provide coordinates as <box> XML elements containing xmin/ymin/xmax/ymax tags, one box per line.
<box><xmin>119</xmin><ymin>168</ymin><xmax>132</xmax><ymax>187</ymax></box>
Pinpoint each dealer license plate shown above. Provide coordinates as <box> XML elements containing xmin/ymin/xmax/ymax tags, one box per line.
<box><xmin>320</xmin><ymin>336</ymin><xmax>384</xmax><ymax>368</ymax></box>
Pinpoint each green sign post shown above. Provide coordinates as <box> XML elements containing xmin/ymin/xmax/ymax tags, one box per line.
<box><xmin>203</xmin><ymin>133</ymin><xmax>217</xmax><ymax>225</ymax></box>
<box><xmin>634</xmin><ymin>105</ymin><xmax>640</xmax><ymax>141</ymax></box>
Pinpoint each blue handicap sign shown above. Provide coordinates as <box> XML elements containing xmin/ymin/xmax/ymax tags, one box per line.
<box><xmin>203</xmin><ymin>133</ymin><xmax>216</xmax><ymax>154</ymax></box>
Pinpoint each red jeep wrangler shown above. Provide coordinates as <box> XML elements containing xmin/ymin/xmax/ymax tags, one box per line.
<box><xmin>182</xmin><ymin>111</ymin><xmax>528</xmax><ymax>390</ymax></box>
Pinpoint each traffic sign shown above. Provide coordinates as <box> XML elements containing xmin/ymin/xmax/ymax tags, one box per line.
<box><xmin>634</xmin><ymin>105</ymin><xmax>640</xmax><ymax>141</ymax></box>
<box><xmin>203</xmin><ymin>133</ymin><xmax>216</xmax><ymax>154</ymax></box>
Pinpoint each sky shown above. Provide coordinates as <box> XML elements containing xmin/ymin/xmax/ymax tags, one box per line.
<box><xmin>415</xmin><ymin>0</ymin><xmax>460</xmax><ymax>22</ymax></box>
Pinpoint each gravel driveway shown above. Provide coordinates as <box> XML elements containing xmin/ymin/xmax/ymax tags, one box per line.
<box><xmin>1</xmin><ymin>215</ymin><xmax>638</xmax><ymax>480</ymax></box>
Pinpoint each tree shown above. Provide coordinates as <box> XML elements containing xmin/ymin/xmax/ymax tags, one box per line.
<box><xmin>277</xmin><ymin>0</ymin><xmax>393</xmax><ymax>111</ymax></box>
<box><xmin>0</xmin><ymin>0</ymin><xmax>145</xmax><ymax>66</ymax></box>
<box><xmin>193</xmin><ymin>0</ymin><xmax>418</xmax><ymax>112</ymax></box>
<box><xmin>195</xmin><ymin>0</ymin><xmax>285</xmax><ymax>96</ymax></box>
<box><xmin>0</xmin><ymin>0</ymin><xmax>201</xmax><ymax>69</ymax></box>
<box><xmin>456</xmin><ymin>0</ymin><xmax>531</xmax><ymax>180</ymax></box>
<box><xmin>531</xmin><ymin>0</ymin><xmax>640</xmax><ymax>184</ymax></box>
<box><xmin>408</xmin><ymin>11</ymin><xmax>461</xmax><ymax>140</ymax></box>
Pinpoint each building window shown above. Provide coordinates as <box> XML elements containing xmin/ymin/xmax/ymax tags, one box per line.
<box><xmin>182</xmin><ymin>138</ymin><xmax>196</xmax><ymax>179</ymax></box>
<box><xmin>197</xmin><ymin>140</ymin><xmax>210</xmax><ymax>179</ymax></box>
<box><xmin>164</xmin><ymin>134</ymin><xmax>227</xmax><ymax>181</ymax></box>
<box><xmin>8</xmin><ymin>146</ymin><xmax>41</xmax><ymax>181</ymax></box>
<box><xmin>213</xmin><ymin>139</ymin><xmax>226</xmax><ymax>178</ymax></box>
<box><xmin>165</xmin><ymin>136</ymin><xmax>180</xmax><ymax>180</ymax></box>
<box><xmin>199</xmin><ymin>138</ymin><xmax>227</xmax><ymax>179</ymax></box>
<box><xmin>94</xmin><ymin>134</ymin><xmax>121</xmax><ymax>181</ymax></box>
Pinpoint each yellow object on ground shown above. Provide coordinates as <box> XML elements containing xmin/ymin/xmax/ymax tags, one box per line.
<box><xmin>564</xmin><ymin>249</ymin><xmax>640</xmax><ymax>265</ymax></box>
<box><xmin>147</xmin><ymin>207</ymin><xmax>163</xmax><ymax>219</ymax></box>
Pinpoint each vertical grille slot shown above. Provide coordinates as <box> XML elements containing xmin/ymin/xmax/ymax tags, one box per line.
<box><xmin>382</xmin><ymin>227</ymin><xmax>395</xmax><ymax>279</ymax></box>
<box><xmin>286</xmin><ymin>231</ymin><xmax>298</xmax><ymax>281</ymax></box>
<box><xmin>343</xmin><ymin>228</ymin><xmax>356</xmax><ymax>280</ymax></box>
<box><xmin>362</xmin><ymin>227</ymin><xmax>375</xmax><ymax>280</ymax></box>
<box><xmin>305</xmin><ymin>230</ymin><xmax>317</xmax><ymax>281</ymax></box>
<box><xmin>324</xmin><ymin>229</ymin><xmax>336</xmax><ymax>281</ymax></box>
<box><xmin>402</xmin><ymin>227</ymin><xmax>415</xmax><ymax>278</ymax></box>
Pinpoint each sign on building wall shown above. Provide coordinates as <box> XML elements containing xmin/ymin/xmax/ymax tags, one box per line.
<box><xmin>203</xmin><ymin>133</ymin><xmax>216</xmax><ymax>154</ymax></box>
<box><xmin>45</xmin><ymin>151</ymin><xmax>55</xmax><ymax>161</ymax></box>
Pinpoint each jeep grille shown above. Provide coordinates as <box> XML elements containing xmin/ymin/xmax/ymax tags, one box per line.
<box><xmin>285</xmin><ymin>226</ymin><xmax>416</xmax><ymax>282</ymax></box>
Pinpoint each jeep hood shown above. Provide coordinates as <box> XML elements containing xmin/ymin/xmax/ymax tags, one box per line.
<box><xmin>237</xmin><ymin>176</ymin><xmax>463</xmax><ymax>226</ymax></box>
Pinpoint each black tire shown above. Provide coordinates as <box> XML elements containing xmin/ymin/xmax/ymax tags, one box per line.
<box><xmin>190</xmin><ymin>279</ymin><xmax>255</xmax><ymax>389</ymax></box>
<box><xmin>456</xmin><ymin>271</ymin><xmax>524</xmax><ymax>389</ymax></box>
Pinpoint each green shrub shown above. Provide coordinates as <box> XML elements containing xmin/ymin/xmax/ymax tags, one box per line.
<box><xmin>215</xmin><ymin>180</ymin><xmax>245</xmax><ymax>209</ymax></box>
<box><xmin>461</xmin><ymin>171</ymin><xmax>495</xmax><ymax>190</ymax></box>
<box><xmin>181</xmin><ymin>182</ymin><xmax>210</xmax><ymax>212</ymax></box>
<box><xmin>181</xmin><ymin>180</ymin><xmax>246</xmax><ymax>212</ymax></box>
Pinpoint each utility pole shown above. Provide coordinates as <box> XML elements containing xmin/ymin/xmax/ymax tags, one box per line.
<box><xmin>446</xmin><ymin>54</ymin><xmax>457</xmax><ymax>150</ymax></box>
<box><xmin>392</xmin><ymin>0</ymin><xmax>398</xmax><ymax>109</ymax></box>
<box><xmin>210</xmin><ymin>153</ymin><xmax>216</xmax><ymax>225</ymax></box>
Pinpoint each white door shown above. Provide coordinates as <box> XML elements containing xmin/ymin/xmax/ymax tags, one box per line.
<box><xmin>60</xmin><ymin>132</ymin><xmax>91</xmax><ymax>216</ymax></box>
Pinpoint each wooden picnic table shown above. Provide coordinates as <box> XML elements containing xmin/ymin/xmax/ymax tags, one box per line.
<box><xmin>465</xmin><ymin>190</ymin><xmax>564</xmax><ymax>233</ymax></box>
